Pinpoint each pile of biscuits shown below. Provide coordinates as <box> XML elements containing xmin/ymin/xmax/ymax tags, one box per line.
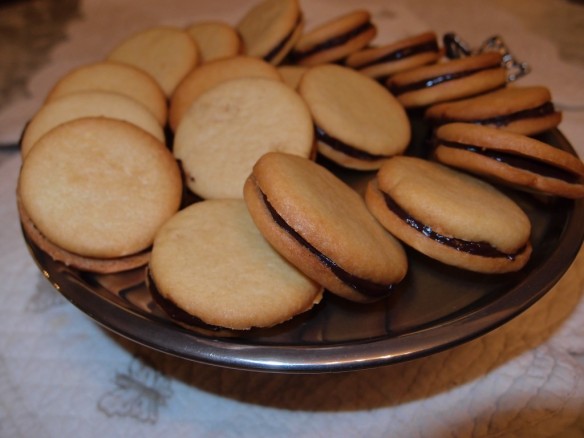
<box><xmin>18</xmin><ymin>0</ymin><xmax>584</xmax><ymax>331</ymax></box>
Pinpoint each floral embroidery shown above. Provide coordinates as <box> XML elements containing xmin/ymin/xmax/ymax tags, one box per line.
<box><xmin>97</xmin><ymin>356</ymin><xmax>173</xmax><ymax>424</ymax></box>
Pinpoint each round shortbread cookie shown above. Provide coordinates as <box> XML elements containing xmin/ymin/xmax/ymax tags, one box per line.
<box><xmin>244</xmin><ymin>152</ymin><xmax>408</xmax><ymax>303</ymax></box>
<box><xmin>45</xmin><ymin>61</ymin><xmax>167</xmax><ymax>125</ymax></box>
<box><xmin>299</xmin><ymin>64</ymin><xmax>410</xmax><ymax>170</ymax></box>
<box><xmin>108</xmin><ymin>26</ymin><xmax>199</xmax><ymax>96</ymax></box>
<box><xmin>149</xmin><ymin>199</ymin><xmax>323</xmax><ymax>330</ymax></box>
<box><xmin>387</xmin><ymin>52</ymin><xmax>507</xmax><ymax>108</ymax></box>
<box><xmin>185</xmin><ymin>21</ymin><xmax>242</xmax><ymax>63</ymax></box>
<box><xmin>425</xmin><ymin>85</ymin><xmax>562</xmax><ymax>136</ymax></box>
<box><xmin>21</xmin><ymin>90</ymin><xmax>165</xmax><ymax>158</ymax></box>
<box><xmin>365</xmin><ymin>156</ymin><xmax>532</xmax><ymax>273</ymax></box>
<box><xmin>433</xmin><ymin>123</ymin><xmax>584</xmax><ymax>199</ymax></box>
<box><xmin>174</xmin><ymin>77</ymin><xmax>314</xmax><ymax>199</ymax></box>
<box><xmin>169</xmin><ymin>55</ymin><xmax>282</xmax><ymax>131</ymax></box>
<box><xmin>237</xmin><ymin>0</ymin><xmax>303</xmax><ymax>64</ymax></box>
<box><xmin>345</xmin><ymin>31</ymin><xmax>442</xmax><ymax>80</ymax></box>
<box><xmin>19</xmin><ymin>117</ymin><xmax>182</xmax><ymax>261</ymax></box>
<box><xmin>290</xmin><ymin>10</ymin><xmax>376</xmax><ymax>66</ymax></box>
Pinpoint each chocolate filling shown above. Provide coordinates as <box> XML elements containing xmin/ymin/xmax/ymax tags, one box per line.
<box><xmin>389</xmin><ymin>63</ymin><xmax>502</xmax><ymax>96</ymax></box>
<box><xmin>356</xmin><ymin>40</ymin><xmax>440</xmax><ymax>69</ymax></box>
<box><xmin>435</xmin><ymin>102</ymin><xmax>557</xmax><ymax>128</ymax></box>
<box><xmin>291</xmin><ymin>21</ymin><xmax>374</xmax><ymax>62</ymax></box>
<box><xmin>260</xmin><ymin>190</ymin><xmax>396</xmax><ymax>298</ymax></box>
<box><xmin>438</xmin><ymin>139</ymin><xmax>582</xmax><ymax>183</ymax></box>
<box><xmin>383</xmin><ymin>192</ymin><xmax>524</xmax><ymax>260</ymax></box>
<box><xmin>264</xmin><ymin>16</ymin><xmax>302</xmax><ymax>63</ymax></box>
<box><xmin>315</xmin><ymin>126</ymin><xmax>389</xmax><ymax>161</ymax></box>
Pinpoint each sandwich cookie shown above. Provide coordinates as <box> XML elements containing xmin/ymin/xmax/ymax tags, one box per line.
<box><xmin>108</xmin><ymin>26</ymin><xmax>199</xmax><ymax>96</ymax></box>
<box><xmin>345</xmin><ymin>31</ymin><xmax>442</xmax><ymax>81</ymax></box>
<box><xmin>277</xmin><ymin>65</ymin><xmax>308</xmax><ymax>89</ymax></box>
<box><xmin>149</xmin><ymin>200</ymin><xmax>323</xmax><ymax>330</ymax></box>
<box><xmin>18</xmin><ymin>117</ymin><xmax>182</xmax><ymax>273</ymax></box>
<box><xmin>44</xmin><ymin>61</ymin><xmax>167</xmax><ymax>125</ymax></box>
<box><xmin>290</xmin><ymin>10</ymin><xmax>376</xmax><ymax>66</ymax></box>
<box><xmin>21</xmin><ymin>90</ymin><xmax>165</xmax><ymax>158</ymax></box>
<box><xmin>387</xmin><ymin>52</ymin><xmax>507</xmax><ymax>108</ymax></box>
<box><xmin>173</xmin><ymin>77</ymin><xmax>314</xmax><ymax>199</ymax></box>
<box><xmin>425</xmin><ymin>86</ymin><xmax>562</xmax><ymax>136</ymax></box>
<box><xmin>185</xmin><ymin>21</ymin><xmax>242</xmax><ymax>63</ymax></box>
<box><xmin>365</xmin><ymin>156</ymin><xmax>532</xmax><ymax>273</ymax></box>
<box><xmin>169</xmin><ymin>55</ymin><xmax>282</xmax><ymax>132</ymax></box>
<box><xmin>433</xmin><ymin>123</ymin><xmax>584</xmax><ymax>199</ymax></box>
<box><xmin>237</xmin><ymin>0</ymin><xmax>304</xmax><ymax>65</ymax></box>
<box><xmin>244</xmin><ymin>152</ymin><xmax>408</xmax><ymax>303</ymax></box>
<box><xmin>298</xmin><ymin>64</ymin><xmax>410</xmax><ymax>170</ymax></box>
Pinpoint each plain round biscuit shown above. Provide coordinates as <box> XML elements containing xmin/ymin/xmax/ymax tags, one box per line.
<box><xmin>174</xmin><ymin>77</ymin><xmax>314</xmax><ymax>199</ymax></box>
<box><xmin>292</xmin><ymin>10</ymin><xmax>376</xmax><ymax>66</ymax></box>
<box><xmin>19</xmin><ymin>117</ymin><xmax>182</xmax><ymax>259</ymax></box>
<box><xmin>21</xmin><ymin>90</ymin><xmax>165</xmax><ymax>158</ymax></box>
<box><xmin>364</xmin><ymin>156</ymin><xmax>532</xmax><ymax>272</ymax></box>
<box><xmin>185</xmin><ymin>21</ymin><xmax>242</xmax><ymax>63</ymax></box>
<box><xmin>45</xmin><ymin>61</ymin><xmax>167</xmax><ymax>125</ymax></box>
<box><xmin>298</xmin><ymin>64</ymin><xmax>410</xmax><ymax>170</ymax></box>
<box><xmin>244</xmin><ymin>152</ymin><xmax>408</xmax><ymax>303</ymax></box>
<box><xmin>169</xmin><ymin>55</ymin><xmax>282</xmax><ymax>131</ymax></box>
<box><xmin>345</xmin><ymin>32</ymin><xmax>442</xmax><ymax>79</ymax></box>
<box><xmin>108</xmin><ymin>26</ymin><xmax>199</xmax><ymax>96</ymax></box>
<box><xmin>149</xmin><ymin>199</ymin><xmax>323</xmax><ymax>330</ymax></box>
<box><xmin>237</xmin><ymin>0</ymin><xmax>301</xmax><ymax>62</ymax></box>
<box><xmin>424</xmin><ymin>86</ymin><xmax>562</xmax><ymax>135</ymax></box>
<box><xmin>434</xmin><ymin>123</ymin><xmax>584</xmax><ymax>198</ymax></box>
<box><xmin>387</xmin><ymin>53</ymin><xmax>507</xmax><ymax>108</ymax></box>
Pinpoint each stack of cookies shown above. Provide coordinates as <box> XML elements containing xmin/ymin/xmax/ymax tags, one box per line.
<box><xmin>18</xmin><ymin>0</ymin><xmax>584</xmax><ymax>331</ymax></box>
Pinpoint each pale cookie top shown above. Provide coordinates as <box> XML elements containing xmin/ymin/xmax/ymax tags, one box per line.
<box><xmin>169</xmin><ymin>56</ymin><xmax>282</xmax><ymax>132</ymax></box>
<box><xmin>108</xmin><ymin>26</ymin><xmax>199</xmax><ymax>96</ymax></box>
<box><xmin>19</xmin><ymin>117</ymin><xmax>182</xmax><ymax>259</ymax></box>
<box><xmin>149</xmin><ymin>199</ymin><xmax>322</xmax><ymax>330</ymax></box>
<box><xmin>185</xmin><ymin>21</ymin><xmax>242</xmax><ymax>63</ymax></box>
<box><xmin>237</xmin><ymin>0</ymin><xmax>301</xmax><ymax>60</ymax></box>
<box><xmin>376</xmin><ymin>156</ymin><xmax>531</xmax><ymax>253</ymax></box>
<box><xmin>299</xmin><ymin>64</ymin><xmax>410</xmax><ymax>156</ymax></box>
<box><xmin>45</xmin><ymin>61</ymin><xmax>167</xmax><ymax>125</ymax></box>
<box><xmin>21</xmin><ymin>90</ymin><xmax>165</xmax><ymax>158</ymax></box>
<box><xmin>174</xmin><ymin>77</ymin><xmax>314</xmax><ymax>199</ymax></box>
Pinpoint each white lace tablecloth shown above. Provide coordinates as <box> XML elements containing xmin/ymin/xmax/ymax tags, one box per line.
<box><xmin>1</xmin><ymin>1</ymin><xmax>583</xmax><ymax>437</ymax></box>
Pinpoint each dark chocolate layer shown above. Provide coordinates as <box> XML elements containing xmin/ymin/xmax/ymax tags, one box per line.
<box><xmin>433</xmin><ymin>102</ymin><xmax>557</xmax><ymax>128</ymax></box>
<box><xmin>264</xmin><ymin>16</ymin><xmax>302</xmax><ymax>63</ymax></box>
<box><xmin>315</xmin><ymin>126</ymin><xmax>389</xmax><ymax>161</ymax></box>
<box><xmin>382</xmin><ymin>192</ymin><xmax>524</xmax><ymax>260</ymax></box>
<box><xmin>437</xmin><ymin>139</ymin><xmax>582</xmax><ymax>183</ymax></box>
<box><xmin>290</xmin><ymin>21</ymin><xmax>374</xmax><ymax>62</ymax></box>
<box><xmin>261</xmin><ymin>189</ymin><xmax>396</xmax><ymax>298</ymax></box>
<box><xmin>389</xmin><ymin>63</ymin><xmax>502</xmax><ymax>96</ymax></box>
<box><xmin>355</xmin><ymin>39</ymin><xmax>439</xmax><ymax>69</ymax></box>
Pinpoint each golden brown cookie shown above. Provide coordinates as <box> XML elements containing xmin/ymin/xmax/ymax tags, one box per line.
<box><xmin>169</xmin><ymin>55</ymin><xmax>282</xmax><ymax>132</ymax></box>
<box><xmin>108</xmin><ymin>26</ymin><xmax>199</xmax><ymax>96</ymax></box>
<box><xmin>185</xmin><ymin>21</ymin><xmax>242</xmax><ymax>63</ymax></box>
<box><xmin>298</xmin><ymin>64</ymin><xmax>410</xmax><ymax>170</ymax></box>
<box><xmin>425</xmin><ymin>85</ymin><xmax>562</xmax><ymax>136</ymax></box>
<box><xmin>433</xmin><ymin>123</ymin><xmax>584</xmax><ymax>198</ymax></box>
<box><xmin>21</xmin><ymin>90</ymin><xmax>165</xmax><ymax>158</ymax></box>
<box><xmin>290</xmin><ymin>10</ymin><xmax>376</xmax><ymax>66</ymax></box>
<box><xmin>237</xmin><ymin>0</ymin><xmax>304</xmax><ymax>65</ymax></box>
<box><xmin>365</xmin><ymin>156</ymin><xmax>532</xmax><ymax>273</ymax></box>
<box><xmin>345</xmin><ymin>31</ymin><xmax>443</xmax><ymax>80</ymax></box>
<box><xmin>244</xmin><ymin>152</ymin><xmax>408</xmax><ymax>303</ymax></box>
<box><xmin>18</xmin><ymin>117</ymin><xmax>182</xmax><ymax>272</ymax></box>
<box><xmin>149</xmin><ymin>199</ymin><xmax>323</xmax><ymax>330</ymax></box>
<box><xmin>45</xmin><ymin>61</ymin><xmax>167</xmax><ymax>125</ymax></box>
<box><xmin>387</xmin><ymin>52</ymin><xmax>507</xmax><ymax>108</ymax></box>
<box><xmin>174</xmin><ymin>77</ymin><xmax>314</xmax><ymax>199</ymax></box>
